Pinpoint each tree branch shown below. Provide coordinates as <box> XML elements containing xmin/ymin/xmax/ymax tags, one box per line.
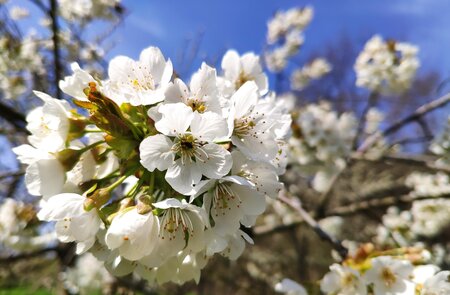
<box><xmin>325</xmin><ymin>193</ymin><xmax>450</xmax><ymax>217</ymax></box>
<box><xmin>278</xmin><ymin>190</ymin><xmax>348</xmax><ymax>261</ymax></box>
<box><xmin>0</xmin><ymin>170</ymin><xmax>24</xmax><ymax>180</ymax></box>
<box><xmin>0</xmin><ymin>101</ymin><xmax>28</xmax><ymax>132</ymax></box>
<box><xmin>353</xmin><ymin>91</ymin><xmax>378</xmax><ymax>149</ymax></box>
<box><xmin>49</xmin><ymin>0</ymin><xmax>62</xmax><ymax>99</ymax></box>
<box><xmin>357</xmin><ymin>92</ymin><xmax>450</xmax><ymax>153</ymax></box>
<box><xmin>352</xmin><ymin>153</ymin><xmax>450</xmax><ymax>174</ymax></box>
<box><xmin>0</xmin><ymin>247</ymin><xmax>58</xmax><ymax>264</ymax></box>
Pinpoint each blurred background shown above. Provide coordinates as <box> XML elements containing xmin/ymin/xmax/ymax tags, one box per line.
<box><xmin>0</xmin><ymin>0</ymin><xmax>449</xmax><ymax>294</ymax></box>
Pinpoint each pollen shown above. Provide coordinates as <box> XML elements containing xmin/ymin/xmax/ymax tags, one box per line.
<box><xmin>381</xmin><ymin>267</ymin><xmax>396</xmax><ymax>287</ymax></box>
<box><xmin>187</xmin><ymin>98</ymin><xmax>207</xmax><ymax>113</ymax></box>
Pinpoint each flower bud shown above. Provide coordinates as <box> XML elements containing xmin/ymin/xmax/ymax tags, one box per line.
<box><xmin>86</xmin><ymin>188</ymin><xmax>111</xmax><ymax>209</ymax></box>
<box><xmin>136</xmin><ymin>194</ymin><xmax>154</xmax><ymax>214</ymax></box>
<box><xmin>67</xmin><ymin>117</ymin><xmax>88</xmax><ymax>141</ymax></box>
<box><xmin>119</xmin><ymin>197</ymin><xmax>134</xmax><ymax>211</ymax></box>
<box><xmin>55</xmin><ymin>148</ymin><xmax>84</xmax><ymax>171</ymax></box>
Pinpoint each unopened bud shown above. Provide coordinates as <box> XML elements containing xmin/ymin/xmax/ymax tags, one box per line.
<box><xmin>56</xmin><ymin>148</ymin><xmax>83</xmax><ymax>171</ymax></box>
<box><xmin>68</xmin><ymin>117</ymin><xmax>88</xmax><ymax>141</ymax></box>
<box><xmin>136</xmin><ymin>195</ymin><xmax>154</xmax><ymax>214</ymax></box>
<box><xmin>87</xmin><ymin>188</ymin><xmax>111</xmax><ymax>209</ymax></box>
<box><xmin>83</xmin><ymin>198</ymin><xmax>96</xmax><ymax>211</ymax></box>
<box><xmin>119</xmin><ymin>197</ymin><xmax>134</xmax><ymax>211</ymax></box>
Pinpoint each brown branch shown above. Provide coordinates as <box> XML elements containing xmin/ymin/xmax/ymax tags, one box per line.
<box><xmin>0</xmin><ymin>247</ymin><xmax>58</xmax><ymax>264</ymax></box>
<box><xmin>49</xmin><ymin>0</ymin><xmax>62</xmax><ymax>99</ymax></box>
<box><xmin>357</xmin><ymin>92</ymin><xmax>450</xmax><ymax>153</ymax></box>
<box><xmin>325</xmin><ymin>193</ymin><xmax>450</xmax><ymax>217</ymax></box>
<box><xmin>352</xmin><ymin>153</ymin><xmax>450</xmax><ymax>173</ymax></box>
<box><xmin>278</xmin><ymin>190</ymin><xmax>348</xmax><ymax>260</ymax></box>
<box><xmin>353</xmin><ymin>91</ymin><xmax>378</xmax><ymax>149</ymax></box>
<box><xmin>0</xmin><ymin>170</ymin><xmax>24</xmax><ymax>180</ymax></box>
<box><xmin>314</xmin><ymin>163</ymin><xmax>350</xmax><ymax>219</ymax></box>
<box><xmin>0</xmin><ymin>101</ymin><xmax>28</xmax><ymax>132</ymax></box>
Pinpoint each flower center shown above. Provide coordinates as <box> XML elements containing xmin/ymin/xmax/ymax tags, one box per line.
<box><xmin>233</xmin><ymin>117</ymin><xmax>256</xmax><ymax>138</ymax></box>
<box><xmin>127</xmin><ymin>65</ymin><xmax>155</xmax><ymax>91</ymax></box>
<box><xmin>341</xmin><ymin>273</ymin><xmax>356</xmax><ymax>287</ymax></box>
<box><xmin>235</xmin><ymin>71</ymin><xmax>253</xmax><ymax>89</ymax></box>
<box><xmin>381</xmin><ymin>267</ymin><xmax>396</xmax><ymax>287</ymax></box>
<box><xmin>172</xmin><ymin>134</ymin><xmax>208</xmax><ymax>165</ymax></box>
<box><xmin>187</xmin><ymin>98</ymin><xmax>207</xmax><ymax>113</ymax></box>
<box><xmin>159</xmin><ymin>207</ymin><xmax>194</xmax><ymax>241</ymax></box>
<box><xmin>212</xmin><ymin>183</ymin><xmax>242</xmax><ymax>216</ymax></box>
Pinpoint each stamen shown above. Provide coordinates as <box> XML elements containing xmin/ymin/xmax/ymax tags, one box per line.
<box><xmin>213</xmin><ymin>183</ymin><xmax>242</xmax><ymax>216</ymax></box>
<box><xmin>159</xmin><ymin>207</ymin><xmax>195</xmax><ymax>241</ymax></box>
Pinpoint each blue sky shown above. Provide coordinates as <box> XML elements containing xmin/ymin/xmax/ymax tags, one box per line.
<box><xmin>10</xmin><ymin>0</ymin><xmax>450</xmax><ymax>77</ymax></box>
<box><xmin>105</xmin><ymin>0</ymin><xmax>450</xmax><ymax>78</ymax></box>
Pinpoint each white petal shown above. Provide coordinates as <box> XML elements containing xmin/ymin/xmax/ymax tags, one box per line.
<box><xmin>25</xmin><ymin>159</ymin><xmax>65</xmax><ymax>197</ymax></box>
<box><xmin>230</xmin><ymin>81</ymin><xmax>259</xmax><ymax>118</ymax></box>
<box><xmin>139</xmin><ymin>47</ymin><xmax>171</xmax><ymax>84</ymax></box>
<box><xmin>164</xmin><ymin>79</ymin><xmax>188</xmax><ymax>104</ymax></box>
<box><xmin>221</xmin><ymin>50</ymin><xmax>241</xmax><ymax>80</ymax></box>
<box><xmin>139</xmin><ymin>134</ymin><xmax>174</xmax><ymax>172</ymax></box>
<box><xmin>108</xmin><ymin>55</ymin><xmax>134</xmax><ymax>82</ymax></box>
<box><xmin>190</xmin><ymin>111</ymin><xmax>228</xmax><ymax>141</ymax></box>
<box><xmin>190</xmin><ymin>63</ymin><xmax>217</xmax><ymax>99</ymax></box>
<box><xmin>155</xmin><ymin>103</ymin><xmax>193</xmax><ymax>136</ymax></box>
<box><xmin>165</xmin><ymin>160</ymin><xmax>202</xmax><ymax>195</ymax></box>
<box><xmin>37</xmin><ymin>193</ymin><xmax>85</xmax><ymax>221</ymax></box>
<box><xmin>12</xmin><ymin>144</ymin><xmax>49</xmax><ymax>165</ymax></box>
<box><xmin>153</xmin><ymin>198</ymin><xmax>183</xmax><ymax>209</ymax></box>
<box><xmin>196</xmin><ymin>144</ymin><xmax>232</xmax><ymax>179</ymax></box>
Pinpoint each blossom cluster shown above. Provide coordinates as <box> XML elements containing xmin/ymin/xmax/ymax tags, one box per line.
<box><xmin>354</xmin><ymin>35</ymin><xmax>420</xmax><ymax>95</ymax></box>
<box><xmin>58</xmin><ymin>0</ymin><xmax>122</xmax><ymax>21</ymax></box>
<box><xmin>0</xmin><ymin>198</ymin><xmax>55</xmax><ymax>252</ymax></box>
<box><xmin>61</xmin><ymin>252</ymin><xmax>114</xmax><ymax>295</ymax></box>
<box><xmin>290</xmin><ymin>58</ymin><xmax>332</xmax><ymax>90</ymax></box>
<box><xmin>406</xmin><ymin>172</ymin><xmax>450</xmax><ymax>198</ymax></box>
<box><xmin>13</xmin><ymin>46</ymin><xmax>290</xmax><ymax>284</ymax></box>
<box><xmin>376</xmin><ymin>172</ymin><xmax>450</xmax><ymax>245</ymax></box>
<box><xmin>0</xmin><ymin>33</ymin><xmax>44</xmax><ymax>99</ymax></box>
<box><xmin>265</xmin><ymin>7</ymin><xmax>313</xmax><ymax>72</ymax></box>
<box><xmin>276</xmin><ymin>247</ymin><xmax>450</xmax><ymax>295</ymax></box>
<box><xmin>288</xmin><ymin>101</ymin><xmax>357</xmax><ymax>191</ymax></box>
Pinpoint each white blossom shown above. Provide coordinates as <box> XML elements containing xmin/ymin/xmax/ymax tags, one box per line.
<box><xmin>354</xmin><ymin>35</ymin><xmax>419</xmax><ymax>95</ymax></box>
<box><xmin>140</xmin><ymin>103</ymin><xmax>231</xmax><ymax>195</ymax></box>
<box><xmin>220</xmin><ymin>50</ymin><xmax>268</xmax><ymax>95</ymax></box>
<box><xmin>105</xmin><ymin>207</ymin><xmax>159</xmax><ymax>261</ymax></box>
<box><xmin>320</xmin><ymin>264</ymin><xmax>367</xmax><ymax>295</ymax></box>
<box><xmin>108</xmin><ymin>46</ymin><xmax>173</xmax><ymax>106</ymax></box>
<box><xmin>421</xmin><ymin>271</ymin><xmax>450</xmax><ymax>295</ymax></box>
<box><xmin>275</xmin><ymin>278</ymin><xmax>308</xmax><ymax>295</ymax></box>
<box><xmin>290</xmin><ymin>58</ymin><xmax>331</xmax><ymax>90</ymax></box>
<box><xmin>38</xmin><ymin>193</ymin><xmax>102</xmax><ymax>254</ymax></box>
<box><xmin>364</xmin><ymin>256</ymin><xmax>415</xmax><ymax>295</ymax></box>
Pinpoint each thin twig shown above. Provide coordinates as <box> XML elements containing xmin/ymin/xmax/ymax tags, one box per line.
<box><xmin>353</xmin><ymin>91</ymin><xmax>378</xmax><ymax>149</ymax></box>
<box><xmin>278</xmin><ymin>190</ymin><xmax>348</xmax><ymax>260</ymax></box>
<box><xmin>325</xmin><ymin>193</ymin><xmax>450</xmax><ymax>217</ymax></box>
<box><xmin>49</xmin><ymin>0</ymin><xmax>62</xmax><ymax>99</ymax></box>
<box><xmin>0</xmin><ymin>170</ymin><xmax>24</xmax><ymax>180</ymax></box>
<box><xmin>0</xmin><ymin>101</ymin><xmax>28</xmax><ymax>132</ymax></box>
<box><xmin>0</xmin><ymin>247</ymin><xmax>58</xmax><ymax>264</ymax></box>
<box><xmin>390</xmin><ymin>135</ymin><xmax>433</xmax><ymax>147</ymax></box>
<box><xmin>314</xmin><ymin>163</ymin><xmax>350</xmax><ymax>219</ymax></box>
<box><xmin>357</xmin><ymin>92</ymin><xmax>450</xmax><ymax>153</ymax></box>
<box><xmin>351</xmin><ymin>153</ymin><xmax>450</xmax><ymax>174</ymax></box>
